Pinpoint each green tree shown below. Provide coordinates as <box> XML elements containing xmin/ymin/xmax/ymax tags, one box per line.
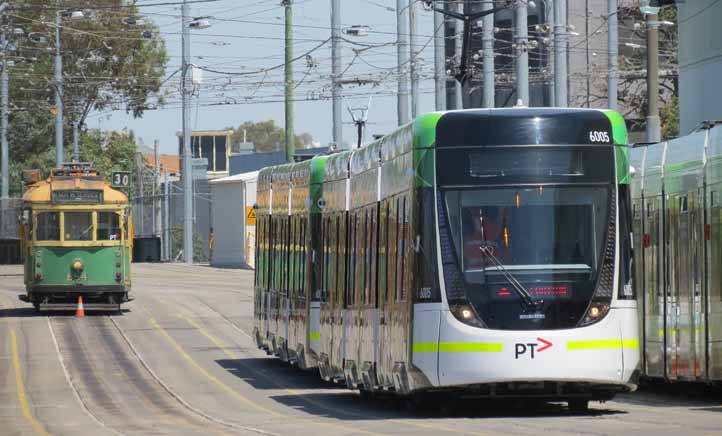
<box><xmin>616</xmin><ymin>6</ymin><xmax>679</xmax><ymax>139</ymax></box>
<box><xmin>7</xmin><ymin>0</ymin><xmax>168</xmax><ymax>189</ymax></box>
<box><xmin>229</xmin><ymin>120</ymin><xmax>315</xmax><ymax>153</ymax></box>
<box><xmin>661</xmin><ymin>95</ymin><xmax>680</xmax><ymax>139</ymax></box>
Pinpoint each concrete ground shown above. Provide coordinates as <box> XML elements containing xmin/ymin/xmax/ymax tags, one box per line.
<box><xmin>0</xmin><ymin>263</ymin><xmax>721</xmax><ymax>436</ymax></box>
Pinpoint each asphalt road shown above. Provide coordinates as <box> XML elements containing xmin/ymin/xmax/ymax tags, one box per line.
<box><xmin>1</xmin><ymin>263</ymin><xmax>721</xmax><ymax>436</ymax></box>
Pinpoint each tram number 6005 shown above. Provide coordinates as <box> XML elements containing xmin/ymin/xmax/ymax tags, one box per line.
<box><xmin>589</xmin><ymin>131</ymin><xmax>611</xmax><ymax>143</ymax></box>
<box><xmin>112</xmin><ymin>171</ymin><xmax>131</xmax><ymax>188</ymax></box>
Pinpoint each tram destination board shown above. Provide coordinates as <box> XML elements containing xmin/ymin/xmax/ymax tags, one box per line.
<box><xmin>52</xmin><ymin>189</ymin><xmax>104</xmax><ymax>204</ymax></box>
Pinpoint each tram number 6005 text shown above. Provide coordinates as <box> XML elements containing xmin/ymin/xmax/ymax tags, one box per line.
<box><xmin>589</xmin><ymin>131</ymin><xmax>611</xmax><ymax>143</ymax></box>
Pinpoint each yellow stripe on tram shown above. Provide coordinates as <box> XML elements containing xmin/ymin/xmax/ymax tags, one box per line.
<box><xmin>566</xmin><ymin>339</ymin><xmax>640</xmax><ymax>350</ymax></box>
<box><xmin>413</xmin><ymin>342</ymin><xmax>503</xmax><ymax>353</ymax></box>
<box><xmin>309</xmin><ymin>332</ymin><xmax>320</xmax><ymax>341</ymax></box>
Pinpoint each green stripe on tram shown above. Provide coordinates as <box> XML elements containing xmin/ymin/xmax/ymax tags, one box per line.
<box><xmin>309</xmin><ymin>332</ymin><xmax>321</xmax><ymax>341</ymax></box>
<box><xmin>413</xmin><ymin>342</ymin><xmax>503</xmax><ymax>353</ymax></box>
<box><xmin>566</xmin><ymin>339</ymin><xmax>639</xmax><ymax>350</ymax></box>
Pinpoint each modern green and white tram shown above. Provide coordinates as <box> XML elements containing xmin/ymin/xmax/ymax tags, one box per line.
<box><xmin>253</xmin><ymin>108</ymin><xmax>639</xmax><ymax>410</ymax></box>
<box><xmin>630</xmin><ymin>122</ymin><xmax>722</xmax><ymax>383</ymax></box>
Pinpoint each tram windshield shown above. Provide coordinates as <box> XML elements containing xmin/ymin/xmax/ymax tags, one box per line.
<box><xmin>437</xmin><ymin>146</ymin><xmax>616</xmax><ymax>330</ymax></box>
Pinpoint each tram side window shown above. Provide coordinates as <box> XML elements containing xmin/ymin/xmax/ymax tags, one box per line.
<box><xmin>36</xmin><ymin>212</ymin><xmax>60</xmax><ymax>240</ymax></box>
<box><xmin>97</xmin><ymin>212</ymin><xmax>121</xmax><ymax>240</ymax></box>
<box><xmin>64</xmin><ymin>212</ymin><xmax>93</xmax><ymax>241</ymax></box>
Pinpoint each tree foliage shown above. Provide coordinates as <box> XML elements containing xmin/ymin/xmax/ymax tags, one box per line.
<box><xmin>229</xmin><ymin>120</ymin><xmax>315</xmax><ymax>153</ymax></box>
<box><xmin>617</xmin><ymin>6</ymin><xmax>679</xmax><ymax>138</ymax></box>
<box><xmin>6</xmin><ymin>0</ymin><xmax>167</xmax><ymax>193</ymax></box>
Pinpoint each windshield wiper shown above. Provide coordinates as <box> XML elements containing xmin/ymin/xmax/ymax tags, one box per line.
<box><xmin>478</xmin><ymin>214</ymin><xmax>539</xmax><ymax>309</ymax></box>
<box><xmin>479</xmin><ymin>245</ymin><xmax>539</xmax><ymax>309</ymax></box>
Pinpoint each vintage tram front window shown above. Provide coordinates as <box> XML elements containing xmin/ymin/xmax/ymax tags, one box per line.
<box><xmin>64</xmin><ymin>212</ymin><xmax>93</xmax><ymax>241</ymax></box>
<box><xmin>36</xmin><ymin>212</ymin><xmax>60</xmax><ymax>241</ymax></box>
<box><xmin>98</xmin><ymin>212</ymin><xmax>121</xmax><ymax>240</ymax></box>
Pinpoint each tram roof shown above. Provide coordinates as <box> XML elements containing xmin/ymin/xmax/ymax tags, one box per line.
<box><xmin>23</xmin><ymin>172</ymin><xmax>128</xmax><ymax>205</ymax></box>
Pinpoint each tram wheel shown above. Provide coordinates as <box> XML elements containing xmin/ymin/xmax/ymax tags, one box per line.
<box><xmin>568</xmin><ymin>399</ymin><xmax>589</xmax><ymax>413</ymax></box>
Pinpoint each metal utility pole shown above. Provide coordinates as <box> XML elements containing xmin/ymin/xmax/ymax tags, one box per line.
<box><xmin>284</xmin><ymin>0</ymin><xmax>294</xmax><ymax>162</ymax></box>
<box><xmin>331</xmin><ymin>0</ymin><xmax>343</xmax><ymax>149</ymax></box>
<box><xmin>154</xmin><ymin>139</ymin><xmax>160</xmax><ymax>240</ymax></box>
<box><xmin>482</xmin><ymin>0</ymin><xmax>495</xmax><ymax>108</ymax></box>
<box><xmin>396</xmin><ymin>0</ymin><xmax>410</xmax><ymax>125</ymax></box>
<box><xmin>72</xmin><ymin>120</ymin><xmax>79</xmax><ymax>162</ymax></box>
<box><xmin>645</xmin><ymin>12</ymin><xmax>661</xmax><ymax>142</ymax></box>
<box><xmin>54</xmin><ymin>9</ymin><xmax>64</xmax><ymax>167</ymax></box>
<box><xmin>514</xmin><ymin>0</ymin><xmax>529</xmax><ymax>106</ymax></box>
<box><xmin>409</xmin><ymin>0</ymin><xmax>419</xmax><ymax>118</ymax></box>
<box><xmin>1</xmin><ymin>32</ymin><xmax>8</xmax><ymax>199</ymax></box>
<box><xmin>433</xmin><ymin>5</ymin><xmax>445</xmax><ymax>111</ymax></box>
<box><xmin>181</xmin><ymin>0</ymin><xmax>193</xmax><ymax>264</ymax></box>
<box><xmin>547</xmin><ymin>0</ymin><xmax>555</xmax><ymax>107</ymax></box>
<box><xmin>608</xmin><ymin>0</ymin><xmax>618</xmax><ymax>110</ymax></box>
<box><xmin>553</xmin><ymin>0</ymin><xmax>568</xmax><ymax>107</ymax></box>
<box><xmin>454</xmin><ymin>1</ymin><xmax>463</xmax><ymax>109</ymax></box>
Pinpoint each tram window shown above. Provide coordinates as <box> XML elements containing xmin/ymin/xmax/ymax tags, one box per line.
<box><xmin>712</xmin><ymin>191</ymin><xmax>718</xmax><ymax>207</ymax></box>
<box><xmin>398</xmin><ymin>196</ymin><xmax>407</xmax><ymax>302</ymax></box>
<box><xmin>64</xmin><ymin>212</ymin><xmax>93</xmax><ymax>241</ymax></box>
<box><xmin>36</xmin><ymin>212</ymin><xmax>60</xmax><ymax>241</ymax></box>
<box><xmin>646</xmin><ymin>202</ymin><xmax>654</xmax><ymax>217</ymax></box>
<box><xmin>298</xmin><ymin>219</ymin><xmax>306</xmax><ymax>300</ymax></box>
<box><xmin>387</xmin><ymin>198</ymin><xmax>397</xmax><ymax>305</ymax></box>
<box><xmin>680</xmin><ymin>196</ymin><xmax>688</xmax><ymax>213</ymax></box>
<box><xmin>97</xmin><ymin>212</ymin><xmax>121</xmax><ymax>240</ymax></box>
<box><xmin>347</xmin><ymin>213</ymin><xmax>356</xmax><ymax>308</ymax></box>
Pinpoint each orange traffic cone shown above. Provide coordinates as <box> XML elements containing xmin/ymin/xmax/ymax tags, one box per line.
<box><xmin>75</xmin><ymin>296</ymin><xmax>85</xmax><ymax>318</ymax></box>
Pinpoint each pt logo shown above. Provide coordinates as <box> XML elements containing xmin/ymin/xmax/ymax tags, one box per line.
<box><xmin>515</xmin><ymin>338</ymin><xmax>553</xmax><ymax>359</ymax></box>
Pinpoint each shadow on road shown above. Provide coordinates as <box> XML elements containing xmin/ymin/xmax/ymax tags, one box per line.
<box><xmin>0</xmin><ymin>307</ymin><xmax>132</xmax><ymax>319</ymax></box>
<box><xmin>216</xmin><ymin>357</ymin><xmax>627</xmax><ymax>420</ymax></box>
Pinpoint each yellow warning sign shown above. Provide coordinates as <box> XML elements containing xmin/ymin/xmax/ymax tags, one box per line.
<box><xmin>246</xmin><ymin>206</ymin><xmax>256</xmax><ymax>226</ymax></box>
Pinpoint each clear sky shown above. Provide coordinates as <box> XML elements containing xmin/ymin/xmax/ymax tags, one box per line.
<box><xmin>94</xmin><ymin>0</ymin><xmax>438</xmax><ymax>154</ymax></box>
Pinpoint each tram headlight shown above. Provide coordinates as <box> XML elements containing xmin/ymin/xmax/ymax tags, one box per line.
<box><xmin>580</xmin><ymin>301</ymin><xmax>610</xmax><ymax>326</ymax></box>
<box><xmin>450</xmin><ymin>303</ymin><xmax>485</xmax><ymax>328</ymax></box>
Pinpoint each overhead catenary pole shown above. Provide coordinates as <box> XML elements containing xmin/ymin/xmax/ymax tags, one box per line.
<box><xmin>646</xmin><ymin>12</ymin><xmax>661</xmax><ymax>142</ymax></box>
<box><xmin>154</xmin><ymin>139</ymin><xmax>160</xmax><ymax>240</ymax></box>
<box><xmin>514</xmin><ymin>0</ymin><xmax>529</xmax><ymax>106</ymax></box>
<box><xmin>331</xmin><ymin>0</ymin><xmax>343</xmax><ymax>149</ymax></box>
<box><xmin>396</xmin><ymin>0</ymin><xmax>410</xmax><ymax>125</ymax></box>
<box><xmin>181</xmin><ymin>0</ymin><xmax>193</xmax><ymax>264</ymax></box>
<box><xmin>433</xmin><ymin>4</ymin><xmax>445</xmax><ymax>111</ymax></box>
<box><xmin>553</xmin><ymin>0</ymin><xmax>568</xmax><ymax>107</ymax></box>
<box><xmin>409</xmin><ymin>0</ymin><xmax>419</xmax><ymax>118</ymax></box>
<box><xmin>481</xmin><ymin>0</ymin><xmax>495</xmax><ymax>108</ymax></box>
<box><xmin>72</xmin><ymin>120</ymin><xmax>79</xmax><ymax>162</ymax></box>
<box><xmin>54</xmin><ymin>8</ymin><xmax>64</xmax><ymax>167</ymax></box>
<box><xmin>608</xmin><ymin>0</ymin><xmax>618</xmax><ymax>110</ymax></box>
<box><xmin>284</xmin><ymin>0</ymin><xmax>294</xmax><ymax>162</ymax></box>
<box><xmin>453</xmin><ymin>1</ymin><xmax>463</xmax><ymax>109</ymax></box>
<box><xmin>547</xmin><ymin>0</ymin><xmax>555</xmax><ymax>107</ymax></box>
<box><xmin>1</xmin><ymin>31</ymin><xmax>8</xmax><ymax>199</ymax></box>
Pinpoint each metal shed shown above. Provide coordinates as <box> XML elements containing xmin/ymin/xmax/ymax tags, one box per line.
<box><xmin>209</xmin><ymin>171</ymin><xmax>259</xmax><ymax>268</ymax></box>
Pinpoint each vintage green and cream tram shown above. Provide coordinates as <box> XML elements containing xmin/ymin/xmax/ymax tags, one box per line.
<box><xmin>19</xmin><ymin>163</ymin><xmax>133</xmax><ymax>311</ymax></box>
